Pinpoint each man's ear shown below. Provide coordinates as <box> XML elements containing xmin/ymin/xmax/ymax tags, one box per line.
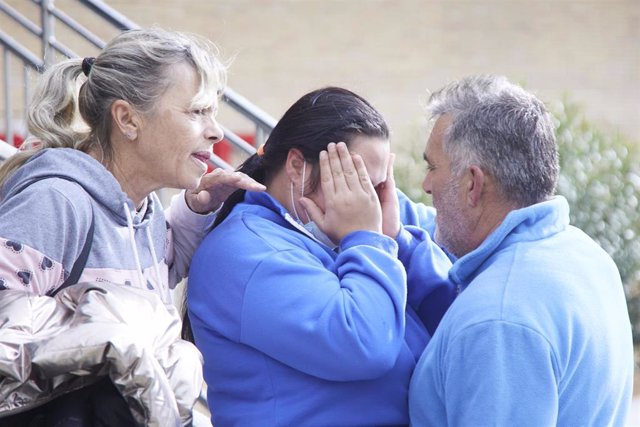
<box><xmin>285</xmin><ymin>148</ymin><xmax>306</xmax><ymax>184</ymax></box>
<box><xmin>111</xmin><ymin>99</ymin><xmax>140</xmax><ymax>140</ymax></box>
<box><xmin>466</xmin><ymin>165</ymin><xmax>485</xmax><ymax>207</ymax></box>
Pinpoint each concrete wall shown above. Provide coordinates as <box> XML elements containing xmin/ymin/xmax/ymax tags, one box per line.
<box><xmin>1</xmin><ymin>0</ymin><xmax>638</xmax><ymax>149</ymax></box>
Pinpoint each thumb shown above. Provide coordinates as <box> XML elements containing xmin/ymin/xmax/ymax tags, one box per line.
<box><xmin>299</xmin><ymin>197</ymin><xmax>324</xmax><ymax>225</ymax></box>
<box><xmin>195</xmin><ymin>190</ymin><xmax>214</xmax><ymax>206</ymax></box>
<box><xmin>387</xmin><ymin>153</ymin><xmax>396</xmax><ymax>184</ymax></box>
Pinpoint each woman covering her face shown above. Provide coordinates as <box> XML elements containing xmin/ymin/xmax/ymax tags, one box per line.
<box><xmin>187</xmin><ymin>87</ymin><xmax>455</xmax><ymax>426</ymax></box>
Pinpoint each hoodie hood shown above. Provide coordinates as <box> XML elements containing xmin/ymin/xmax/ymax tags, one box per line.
<box><xmin>2</xmin><ymin>148</ymin><xmax>148</xmax><ymax>226</ymax></box>
<box><xmin>0</xmin><ymin>147</ymin><xmax>168</xmax><ymax>298</ymax></box>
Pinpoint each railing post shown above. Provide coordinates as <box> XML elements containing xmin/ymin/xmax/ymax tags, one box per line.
<box><xmin>3</xmin><ymin>47</ymin><xmax>13</xmax><ymax>147</ymax></box>
<box><xmin>2</xmin><ymin>0</ymin><xmax>276</xmax><ymax>164</ymax></box>
<box><xmin>40</xmin><ymin>0</ymin><xmax>55</xmax><ymax>68</ymax></box>
<box><xmin>24</xmin><ymin>65</ymin><xmax>31</xmax><ymax>138</ymax></box>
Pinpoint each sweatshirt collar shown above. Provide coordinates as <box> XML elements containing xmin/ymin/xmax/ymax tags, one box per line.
<box><xmin>449</xmin><ymin>196</ymin><xmax>570</xmax><ymax>290</ymax></box>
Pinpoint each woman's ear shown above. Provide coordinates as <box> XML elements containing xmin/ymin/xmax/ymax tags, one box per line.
<box><xmin>111</xmin><ymin>99</ymin><xmax>140</xmax><ymax>141</ymax></box>
<box><xmin>285</xmin><ymin>148</ymin><xmax>306</xmax><ymax>184</ymax></box>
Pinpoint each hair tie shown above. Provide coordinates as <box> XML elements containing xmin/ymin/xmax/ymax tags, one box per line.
<box><xmin>256</xmin><ymin>144</ymin><xmax>265</xmax><ymax>157</ymax></box>
<box><xmin>81</xmin><ymin>57</ymin><xmax>96</xmax><ymax>77</ymax></box>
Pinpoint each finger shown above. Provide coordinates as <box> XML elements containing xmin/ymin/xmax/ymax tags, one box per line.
<box><xmin>336</xmin><ymin>142</ymin><xmax>358</xmax><ymax>190</ymax></box>
<box><xmin>327</xmin><ymin>142</ymin><xmax>348</xmax><ymax>191</ymax></box>
<box><xmin>194</xmin><ymin>190</ymin><xmax>213</xmax><ymax>206</ymax></box>
<box><xmin>379</xmin><ymin>153</ymin><xmax>400</xmax><ymax>238</ymax></box>
<box><xmin>352</xmin><ymin>154</ymin><xmax>376</xmax><ymax>196</ymax></box>
<box><xmin>318</xmin><ymin>148</ymin><xmax>335</xmax><ymax>195</ymax></box>
<box><xmin>199</xmin><ymin>170</ymin><xmax>265</xmax><ymax>192</ymax></box>
<box><xmin>299</xmin><ymin>197</ymin><xmax>324</xmax><ymax>227</ymax></box>
<box><xmin>196</xmin><ymin>167</ymin><xmax>227</xmax><ymax>189</ymax></box>
<box><xmin>387</xmin><ymin>153</ymin><xmax>396</xmax><ymax>183</ymax></box>
<box><xmin>231</xmin><ymin>171</ymin><xmax>267</xmax><ymax>191</ymax></box>
<box><xmin>377</xmin><ymin>153</ymin><xmax>397</xmax><ymax>201</ymax></box>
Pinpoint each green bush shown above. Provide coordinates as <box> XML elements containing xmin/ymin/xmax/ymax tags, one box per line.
<box><xmin>394</xmin><ymin>100</ymin><xmax>640</xmax><ymax>341</ymax></box>
<box><xmin>553</xmin><ymin>100</ymin><xmax>640</xmax><ymax>341</ymax></box>
<box><xmin>393</xmin><ymin>124</ymin><xmax>432</xmax><ymax>206</ymax></box>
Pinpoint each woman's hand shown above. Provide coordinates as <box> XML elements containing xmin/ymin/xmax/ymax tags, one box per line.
<box><xmin>377</xmin><ymin>153</ymin><xmax>400</xmax><ymax>239</ymax></box>
<box><xmin>185</xmin><ymin>168</ymin><xmax>266</xmax><ymax>214</ymax></box>
<box><xmin>300</xmin><ymin>142</ymin><xmax>382</xmax><ymax>244</ymax></box>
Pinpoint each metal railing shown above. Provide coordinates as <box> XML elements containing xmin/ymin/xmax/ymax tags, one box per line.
<box><xmin>0</xmin><ymin>0</ymin><xmax>276</xmax><ymax>169</ymax></box>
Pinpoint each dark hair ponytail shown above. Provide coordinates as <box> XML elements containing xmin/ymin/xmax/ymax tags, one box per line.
<box><xmin>217</xmin><ymin>86</ymin><xmax>389</xmax><ymax>225</ymax></box>
<box><xmin>213</xmin><ymin>153</ymin><xmax>266</xmax><ymax>227</ymax></box>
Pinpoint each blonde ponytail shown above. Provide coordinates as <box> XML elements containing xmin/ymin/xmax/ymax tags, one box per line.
<box><xmin>0</xmin><ymin>58</ymin><xmax>90</xmax><ymax>191</ymax></box>
<box><xmin>27</xmin><ymin>58</ymin><xmax>91</xmax><ymax>149</ymax></box>
<box><xmin>1</xmin><ymin>27</ymin><xmax>226</xmax><ymax>193</ymax></box>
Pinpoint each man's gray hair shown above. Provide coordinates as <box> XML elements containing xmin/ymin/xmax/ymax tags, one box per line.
<box><xmin>426</xmin><ymin>75</ymin><xmax>558</xmax><ymax>207</ymax></box>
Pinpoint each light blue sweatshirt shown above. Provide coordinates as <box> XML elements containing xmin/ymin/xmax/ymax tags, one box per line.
<box><xmin>409</xmin><ymin>196</ymin><xmax>634</xmax><ymax>426</ymax></box>
<box><xmin>188</xmin><ymin>190</ymin><xmax>454</xmax><ymax>426</ymax></box>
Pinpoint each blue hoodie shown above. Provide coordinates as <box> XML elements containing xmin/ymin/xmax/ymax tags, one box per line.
<box><xmin>188</xmin><ymin>190</ymin><xmax>454</xmax><ymax>426</ymax></box>
<box><xmin>409</xmin><ymin>197</ymin><xmax>634</xmax><ymax>426</ymax></box>
<box><xmin>0</xmin><ymin>148</ymin><xmax>214</xmax><ymax>300</ymax></box>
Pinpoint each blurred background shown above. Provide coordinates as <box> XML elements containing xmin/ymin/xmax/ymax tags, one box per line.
<box><xmin>2</xmin><ymin>1</ymin><xmax>638</xmax><ymax>144</ymax></box>
<box><xmin>1</xmin><ymin>0</ymin><xmax>639</xmax><ymax>423</ymax></box>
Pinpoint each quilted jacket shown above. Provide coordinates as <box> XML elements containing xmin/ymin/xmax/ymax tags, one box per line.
<box><xmin>0</xmin><ymin>282</ymin><xmax>202</xmax><ymax>426</ymax></box>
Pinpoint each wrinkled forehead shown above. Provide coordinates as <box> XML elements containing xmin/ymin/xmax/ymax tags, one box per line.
<box><xmin>159</xmin><ymin>61</ymin><xmax>222</xmax><ymax>110</ymax></box>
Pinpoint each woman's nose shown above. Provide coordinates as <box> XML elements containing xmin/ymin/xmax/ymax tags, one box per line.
<box><xmin>205</xmin><ymin>117</ymin><xmax>224</xmax><ymax>143</ymax></box>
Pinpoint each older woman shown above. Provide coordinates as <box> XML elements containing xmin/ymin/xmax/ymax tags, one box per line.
<box><xmin>0</xmin><ymin>28</ymin><xmax>262</xmax><ymax>426</ymax></box>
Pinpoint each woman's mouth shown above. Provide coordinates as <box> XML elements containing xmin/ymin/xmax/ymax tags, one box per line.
<box><xmin>191</xmin><ymin>151</ymin><xmax>211</xmax><ymax>164</ymax></box>
<box><xmin>191</xmin><ymin>151</ymin><xmax>211</xmax><ymax>172</ymax></box>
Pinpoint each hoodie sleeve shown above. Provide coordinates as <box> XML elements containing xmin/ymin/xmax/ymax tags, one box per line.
<box><xmin>247</xmin><ymin>231</ymin><xmax>407</xmax><ymax>381</ymax></box>
<box><xmin>0</xmin><ymin>180</ymin><xmax>92</xmax><ymax>295</ymax></box>
<box><xmin>163</xmin><ymin>191</ymin><xmax>216</xmax><ymax>287</ymax></box>
<box><xmin>396</xmin><ymin>190</ymin><xmax>456</xmax><ymax>334</ymax></box>
<box><xmin>397</xmin><ymin>189</ymin><xmax>437</xmax><ymax>234</ymax></box>
<box><xmin>189</xmin><ymin>228</ymin><xmax>408</xmax><ymax>382</ymax></box>
<box><xmin>395</xmin><ymin>224</ymin><xmax>456</xmax><ymax>336</ymax></box>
